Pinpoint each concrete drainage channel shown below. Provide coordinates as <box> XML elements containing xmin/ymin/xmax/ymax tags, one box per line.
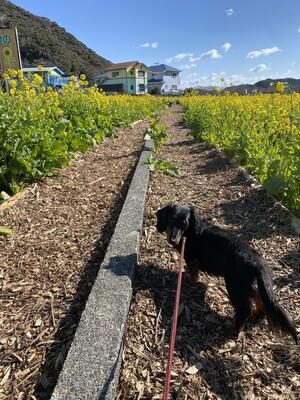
<box><xmin>51</xmin><ymin>137</ymin><xmax>154</xmax><ymax>400</ymax></box>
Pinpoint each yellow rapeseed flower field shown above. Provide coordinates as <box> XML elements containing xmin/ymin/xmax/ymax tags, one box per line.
<box><xmin>0</xmin><ymin>69</ymin><xmax>166</xmax><ymax>196</ymax></box>
<box><xmin>181</xmin><ymin>93</ymin><xmax>300</xmax><ymax>217</ymax></box>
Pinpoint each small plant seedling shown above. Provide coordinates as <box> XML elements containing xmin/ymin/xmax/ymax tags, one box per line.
<box><xmin>0</xmin><ymin>226</ymin><xmax>13</xmax><ymax>236</ymax></box>
<box><xmin>147</xmin><ymin>155</ymin><xmax>181</xmax><ymax>177</ymax></box>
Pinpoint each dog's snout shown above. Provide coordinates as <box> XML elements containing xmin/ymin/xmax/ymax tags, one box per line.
<box><xmin>170</xmin><ymin>236</ymin><xmax>177</xmax><ymax>245</ymax></box>
<box><xmin>170</xmin><ymin>228</ymin><xmax>182</xmax><ymax>245</ymax></box>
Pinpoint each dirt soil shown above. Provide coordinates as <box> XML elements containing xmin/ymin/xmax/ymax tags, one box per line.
<box><xmin>118</xmin><ymin>106</ymin><xmax>300</xmax><ymax>400</ymax></box>
<box><xmin>0</xmin><ymin>120</ymin><xmax>148</xmax><ymax>400</ymax></box>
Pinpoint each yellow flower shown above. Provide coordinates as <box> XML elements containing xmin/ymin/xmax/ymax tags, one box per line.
<box><xmin>29</xmin><ymin>88</ymin><xmax>36</xmax><ymax>97</ymax></box>
<box><xmin>80</xmin><ymin>73</ymin><xmax>86</xmax><ymax>81</ymax></box>
<box><xmin>9</xmin><ymin>69</ymin><xmax>18</xmax><ymax>78</ymax></box>
<box><xmin>37</xmin><ymin>65</ymin><xmax>43</xmax><ymax>71</ymax></box>
<box><xmin>275</xmin><ymin>82</ymin><xmax>286</xmax><ymax>94</ymax></box>
<box><xmin>9</xmin><ymin>79</ymin><xmax>17</xmax><ymax>88</ymax></box>
<box><xmin>22</xmin><ymin>81</ymin><xmax>29</xmax><ymax>91</ymax></box>
<box><xmin>32</xmin><ymin>74</ymin><xmax>44</xmax><ymax>86</ymax></box>
<box><xmin>9</xmin><ymin>88</ymin><xmax>16</xmax><ymax>96</ymax></box>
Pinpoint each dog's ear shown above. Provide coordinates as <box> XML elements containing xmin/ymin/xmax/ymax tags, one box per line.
<box><xmin>156</xmin><ymin>203</ymin><xmax>174</xmax><ymax>233</ymax></box>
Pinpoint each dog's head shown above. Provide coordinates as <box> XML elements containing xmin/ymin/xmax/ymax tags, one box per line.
<box><xmin>156</xmin><ymin>203</ymin><xmax>192</xmax><ymax>246</ymax></box>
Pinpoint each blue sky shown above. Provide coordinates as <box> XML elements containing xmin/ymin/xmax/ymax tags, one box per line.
<box><xmin>11</xmin><ymin>0</ymin><xmax>300</xmax><ymax>87</ymax></box>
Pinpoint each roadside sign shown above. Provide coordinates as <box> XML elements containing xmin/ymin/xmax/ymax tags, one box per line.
<box><xmin>0</xmin><ymin>27</ymin><xmax>22</xmax><ymax>74</ymax></box>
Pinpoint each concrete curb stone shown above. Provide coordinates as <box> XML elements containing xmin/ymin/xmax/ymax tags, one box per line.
<box><xmin>51</xmin><ymin>138</ymin><xmax>154</xmax><ymax>400</ymax></box>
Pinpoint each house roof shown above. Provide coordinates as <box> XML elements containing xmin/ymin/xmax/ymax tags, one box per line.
<box><xmin>105</xmin><ymin>61</ymin><xmax>148</xmax><ymax>71</ymax></box>
<box><xmin>148</xmin><ymin>64</ymin><xmax>181</xmax><ymax>73</ymax></box>
<box><xmin>22</xmin><ymin>66</ymin><xmax>64</xmax><ymax>75</ymax></box>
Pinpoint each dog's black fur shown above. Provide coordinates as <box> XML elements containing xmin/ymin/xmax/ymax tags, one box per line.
<box><xmin>157</xmin><ymin>203</ymin><xmax>298</xmax><ymax>344</ymax></box>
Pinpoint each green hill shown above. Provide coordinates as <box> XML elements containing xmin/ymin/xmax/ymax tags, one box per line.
<box><xmin>0</xmin><ymin>0</ymin><xmax>111</xmax><ymax>80</ymax></box>
<box><xmin>223</xmin><ymin>78</ymin><xmax>300</xmax><ymax>95</ymax></box>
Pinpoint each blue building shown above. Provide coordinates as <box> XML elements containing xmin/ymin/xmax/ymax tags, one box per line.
<box><xmin>22</xmin><ymin>66</ymin><xmax>69</xmax><ymax>88</ymax></box>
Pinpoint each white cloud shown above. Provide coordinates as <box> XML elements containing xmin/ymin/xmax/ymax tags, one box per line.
<box><xmin>222</xmin><ymin>43</ymin><xmax>232</xmax><ymax>52</ymax></box>
<box><xmin>189</xmin><ymin>56</ymin><xmax>200</xmax><ymax>62</ymax></box>
<box><xmin>174</xmin><ymin>52</ymin><xmax>194</xmax><ymax>61</ymax></box>
<box><xmin>291</xmin><ymin>61</ymin><xmax>296</xmax><ymax>67</ymax></box>
<box><xmin>200</xmin><ymin>49</ymin><xmax>222</xmax><ymax>60</ymax></box>
<box><xmin>140</xmin><ymin>42</ymin><xmax>158</xmax><ymax>48</ymax></box>
<box><xmin>225</xmin><ymin>9</ymin><xmax>234</xmax><ymax>16</ymax></box>
<box><xmin>247</xmin><ymin>46</ymin><xmax>281</xmax><ymax>58</ymax></box>
<box><xmin>180</xmin><ymin>72</ymin><xmax>225</xmax><ymax>89</ymax></box>
<box><xmin>248</xmin><ymin>63</ymin><xmax>268</xmax><ymax>72</ymax></box>
<box><xmin>179</xmin><ymin>63</ymin><xmax>197</xmax><ymax>70</ymax></box>
<box><xmin>166</xmin><ymin>52</ymin><xmax>194</xmax><ymax>64</ymax></box>
<box><xmin>297</xmin><ymin>26</ymin><xmax>300</xmax><ymax>32</ymax></box>
<box><xmin>210</xmin><ymin>72</ymin><xmax>218</xmax><ymax>82</ymax></box>
<box><xmin>180</xmin><ymin>69</ymin><xmax>300</xmax><ymax>90</ymax></box>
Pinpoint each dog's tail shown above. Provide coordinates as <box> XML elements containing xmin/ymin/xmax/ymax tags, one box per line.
<box><xmin>256</xmin><ymin>267</ymin><xmax>298</xmax><ymax>344</ymax></box>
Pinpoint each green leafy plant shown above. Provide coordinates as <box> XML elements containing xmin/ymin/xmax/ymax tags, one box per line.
<box><xmin>147</xmin><ymin>155</ymin><xmax>181</xmax><ymax>177</ymax></box>
<box><xmin>147</xmin><ymin>115</ymin><xmax>168</xmax><ymax>150</ymax></box>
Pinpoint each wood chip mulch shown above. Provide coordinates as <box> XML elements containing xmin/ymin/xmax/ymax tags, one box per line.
<box><xmin>118</xmin><ymin>106</ymin><xmax>300</xmax><ymax>400</ymax></box>
<box><xmin>0</xmin><ymin>121</ymin><xmax>148</xmax><ymax>400</ymax></box>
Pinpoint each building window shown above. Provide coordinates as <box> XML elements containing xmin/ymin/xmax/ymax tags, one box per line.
<box><xmin>139</xmin><ymin>84</ymin><xmax>145</xmax><ymax>92</ymax></box>
<box><xmin>172</xmin><ymin>73</ymin><xmax>177</xmax><ymax>77</ymax></box>
<box><xmin>138</xmin><ymin>70</ymin><xmax>145</xmax><ymax>77</ymax></box>
<box><xmin>172</xmin><ymin>85</ymin><xmax>177</xmax><ymax>90</ymax></box>
<box><xmin>112</xmin><ymin>71</ymin><xmax>119</xmax><ymax>77</ymax></box>
<box><xmin>130</xmin><ymin>70</ymin><xmax>134</xmax><ymax>75</ymax></box>
<box><xmin>131</xmin><ymin>85</ymin><xmax>134</xmax><ymax>90</ymax></box>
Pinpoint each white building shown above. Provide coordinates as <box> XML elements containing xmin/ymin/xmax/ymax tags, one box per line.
<box><xmin>148</xmin><ymin>64</ymin><xmax>181</xmax><ymax>94</ymax></box>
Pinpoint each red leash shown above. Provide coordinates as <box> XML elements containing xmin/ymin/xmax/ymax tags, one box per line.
<box><xmin>163</xmin><ymin>237</ymin><xmax>186</xmax><ymax>400</ymax></box>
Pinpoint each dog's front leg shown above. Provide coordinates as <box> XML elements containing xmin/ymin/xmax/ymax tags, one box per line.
<box><xmin>186</xmin><ymin>259</ymin><xmax>201</xmax><ymax>284</ymax></box>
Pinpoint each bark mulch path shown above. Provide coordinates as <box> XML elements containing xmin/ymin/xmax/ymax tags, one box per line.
<box><xmin>118</xmin><ymin>106</ymin><xmax>300</xmax><ymax>400</ymax></box>
<box><xmin>0</xmin><ymin>121</ymin><xmax>148</xmax><ymax>400</ymax></box>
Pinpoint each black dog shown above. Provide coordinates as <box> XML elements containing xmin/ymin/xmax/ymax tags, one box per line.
<box><xmin>157</xmin><ymin>203</ymin><xmax>298</xmax><ymax>344</ymax></box>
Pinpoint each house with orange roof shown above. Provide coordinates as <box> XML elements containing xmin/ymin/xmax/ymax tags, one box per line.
<box><xmin>95</xmin><ymin>61</ymin><xmax>148</xmax><ymax>94</ymax></box>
